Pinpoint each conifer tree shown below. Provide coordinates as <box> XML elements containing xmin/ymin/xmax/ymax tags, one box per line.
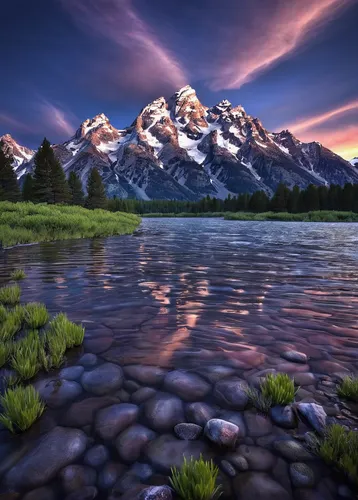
<box><xmin>0</xmin><ymin>145</ymin><xmax>20</xmax><ymax>202</ymax></box>
<box><xmin>22</xmin><ymin>173</ymin><xmax>35</xmax><ymax>201</ymax></box>
<box><xmin>51</xmin><ymin>160</ymin><xmax>69</xmax><ymax>204</ymax></box>
<box><xmin>33</xmin><ymin>138</ymin><xmax>55</xmax><ymax>203</ymax></box>
<box><xmin>270</xmin><ymin>183</ymin><xmax>290</xmax><ymax>212</ymax></box>
<box><xmin>86</xmin><ymin>168</ymin><xmax>106</xmax><ymax>209</ymax></box>
<box><xmin>68</xmin><ymin>171</ymin><xmax>85</xmax><ymax>206</ymax></box>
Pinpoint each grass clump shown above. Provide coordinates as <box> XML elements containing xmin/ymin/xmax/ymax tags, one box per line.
<box><xmin>11</xmin><ymin>330</ymin><xmax>41</xmax><ymax>380</ymax></box>
<box><xmin>49</xmin><ymin>312</ymin><xmax>84</xmax><ymax>348</ymax></box>
<box><xmin>260</xmin><ymin>373</ymin><xmax>297</xmax><ymax>406</ymax></box>
<box><xmin>24</xmin><ymin>302</ymin><xmax>49</xmax><ymax>329</ymax></box>
<box><xmin>0</xmin><ymin>306</ymin><xmax>24</xmax><ymax>341</ymax></box>
<box><xmin>170</xmin><ymin>455</ymin><xmax>222</xmax><ymax>500</ymax></box>
<box><xmin>0</xmin><ymin>304</ymin><xmax>7</xmax><ymax>322</ymax></box>
<box><xmin>0</xmin><ymin>385</ymin><xmax>45</xmax><ymax>433</ymax></box>
<box><xmin>0</xmin><ymin>284</ymin><xmax>21</xmax><ymax>305</ymax></box>
<box><xmin>315</xmin><ymin>424</ymin><xmax>358</xmax><ymax>486</ymax></box>
<box><xmin>246</xmin><ymin>386</ymin><xmax>272</xmax><ymax>414</ymax></box>
<box><xmin>337</xmin><ymin>376</ymin><xmax>358</xmax><ymax>402</ymax></box>
<box><xmin>0</xmin><ymin>342</ymin><xmax>12</xmax><ymax>367</ymax></box>
<box><xmin>10</xmin><ymin>269</ymin><xmax>26</xmax><ymax>281</ymax></box>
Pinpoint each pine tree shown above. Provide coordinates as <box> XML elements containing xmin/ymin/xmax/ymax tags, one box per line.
<box><xmin>287</xmin><ymin>185</ymin><xmax>300</xmax><ymax>213</ymax></box>
<box><xmin>0</xmin><ymin>145</ymin><xmax>20</xmax><ymax>202</ymax></box>
<box><xmin>305</xmin><ymin>184</ymin><xmax>320</xmax><ymax>211</ymax></box>
<box><xmin>86</xmin><ymin>168</ymin><xmax>106</xmax><ymax>209</ymax></box>
<box><xmin>33</xmin><ymin>138</ymin><xmax>55</xmax><ymax>203</ymax></box>
<box><xmin>51</xmin><ymin>160</ymin><xmax>69</xmax><ymax>204</ymax></box>
<box><xmin>68</xmin><ymin>171</ymin><xmax>85</xmax><ymax>206</ymax></box>
<box><xmin>270</xmin><ymin>183</ymin><xmax>291</xmax><ymax>212</ymax></box>
<box><xmin>248</xmin><ymin>190</ymin><xmax>269</xmax><ymax>212</ymax></box>
<box><xmin>22</xmin><ymin>174</ymin><xmax>35</xmax><ymax>201</ymax></box>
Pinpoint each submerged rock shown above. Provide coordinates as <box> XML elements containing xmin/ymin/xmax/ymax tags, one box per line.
<box><xmin>60</xmin><ymin>366</ymin><xmax>85</xmax><ymax>381</ymax></box>
<box><xmin>78</xmin><ymin>354</ymin><xmax>98</xmax><ymax>367</ymax></box>
<box><xmin>95</xmin><ymin>403</ymin><xmax>139</xmax><ymax>440</ymax></box>
<box><xmin>64</xmin><ymin>487</ymin><xmax>98</xmax><ymax>500</ymax></box>
<box><xmin>81</xmin><ymin>363</ymin><xmax>124</xmax><ymax>395</ymax></box>
<box><xmin>297</xmin><ymin>403</ymin><xmax>327</xmax><ymax>435</ymax></box>
<box><xmin>63</xmin><ymin>396</ymin><xmax>119</xmax><ymax>427</ymax></box>
<box><xmin>139</xmin><ymin>486</ymin><xmax>173</xmax><ymax>500</ymax></box>
<box><xmin>213</xmin><ymin>378</ymin><xmax>249</xmax><ymax>410</ymax></box>
<box><xmin>144</xmin><ymin>393</ymin><xmax>185</xmax><ymax>432</ymax></box>
<box><xmin>281</xmin><ymin>351</ymin><xmax>308</xmax><ymax>364</ymax></box>
<box><xmin>185</xmin><ymin>402</ymin><xmax>217</xmax><ymax>426</ymax></box>
<box><xmin>234</xmin><ymin>445</ymin><xmax>276</xmax><ymax>471</ymax></box>
<box><xmin>234</xmin><ymin>472</ymin><xmax>291</xmax><ymax>500</ymax></box>
<box><xmin>60</xmin><ymin>464</ymin><xmax>97</xmax><ymax>493</ymax></box>
<box><xmin>123</xmin><ymin>365</ymin><xmax>167</xmax><ymax>386</ymax></box>
<box><xmin>204</xmin><ymin>418</ymin><xmax>239</xmax><ymax>447</ymax></box>
<box><xmin>174</xmin><ymin>423</ymin><xmax>202</xmax><ymax>440</ymax></box>
<box><xmin>289</xmin><ymin>462</ymin><xmax>315</xmax><ymax>488</ymax></box>
<box><xmin>163</xmin><ymin>370</ymin><xmax>211</xmax><ymax>401</ymax></box>
<box><xmin>270</xmin><ymin>405</ymin><xmax>297</xmax><ymax>429</ymax></box>
<box><xmin>273</xmin><ymin>439</ymin><xmax>314</xmax><ymax>462</ymax></box>
<box><xmin>34</xmin><ymin>378</ymin><xmax>82</xmax><ymax>408</ymax></box>
<box><xmin>84</xmin><ymin>445</ymin><xmax>109</xmax><ymax>468</ymax></box>
<box><xmin>115</xmin><ymin>424</ymin><xmax>156</xmax><ymax>462</ymax></box>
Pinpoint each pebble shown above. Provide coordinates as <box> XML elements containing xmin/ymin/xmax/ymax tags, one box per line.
<box><xmin>289</xmin><ymin>462</ymin><xmax>315</xmax><ymax>488</ymax></box>
<box><xmin>234</xmin><ymin>472</ymin><xmax>290</xmax><ymax>500</ymax></box>
<box><xmin>174</xmin><ymin>423</ymin><xmax>202</xmax><ymax>440</ymax></box>
<box><xmin>97</xmin><ymin>462</ymin><xmax>126</xmax><ymax>490</ymax></box>
<box><xmin>63</xmin><ymin>396</ymin><xmax>119</xmax><ymax>427</ymax></box>
<box><xmin>235</xmin><ymin>444</ymin><xmax>276</xmax><ymax>471</ymax></box>
<box><xmin>227</xmin><ymin>454</ymin><xmax>249</xmax><ymax>471</ymax></box>
<box><xmin>84</xmin><ymin>445</ymin><xmax>109</xmax><ymax>468</ymax></box>
<box><xmin>220</xmin><ymin>459</ymin><xmax>237</xmax><ymax>477</ymax></box>
<box><xmin>22</xmin><ymin>487</ymin><xmax>56</xmax><ymax>500</ymax></box>
<box><xmin>244</xmin><ymin>411</ymin><xmax>272</xmax><ymax>437</ymax></box>
<box><xmin>78</xmin><ymin>354</ymin><xmax>98</xmax><ymax>367</ymax></box>
<box><xmin>60</xmin><ymin>366</ymin><xmax>85</xmax><ymax>381</ymax></box>
<box><xmin>204</xmin><ymin>418</ymin><xmax>239</xmax><ymax>447</ymax></box>
<box><xmin>81</xmin><ymin>363</ymin><xmax>124</xmax><ymax>395</ymax></box>
<box><xmin>281</xmin><ymin>351</ymin><xmax>308</xmax><ymax>364</ymax></box>
<box><xmin>34</xmin><ymin>379</ymin><xmax>82</xmax><ymax>408</ymax></box>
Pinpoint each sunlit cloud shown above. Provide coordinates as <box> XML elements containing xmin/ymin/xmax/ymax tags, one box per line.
<box><xmin>210</xmin><ymin>0</ymin><xmax>354</xmax><ymax>90</ymax></box>
<box><xmin>297</xmin><ymin>125</ymin><xmax>358</xmax><ymax>160</ymax></box>
<box><xmin>60</xmin><ymin>0</ymin><xmax>187</xmax><ymax>92</ymax></box>
<box><xmin>38</xmin><ymin>99</ymin><xmax>77</xmax><ymax>136</ymax></box>
<box><xmin>0</xmin><ymin>113</ymin><xmax>36</xmax><ymax>134</ymax></box>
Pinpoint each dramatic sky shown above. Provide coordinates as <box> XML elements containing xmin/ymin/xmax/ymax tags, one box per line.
<box><xmin>1</xmin><ymin>0</ymin><xmax>358</xmax><ymax>159</ymax></box>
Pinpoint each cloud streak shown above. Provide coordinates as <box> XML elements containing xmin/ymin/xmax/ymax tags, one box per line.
<box><xmin>210</xmin><ymin>0</ymin><xmax>354</xmax><ymax>90</ymax></box>
<box><xmin>60</xmin><ymin>0</ymin><xmax>187</xmax><ymax>92</ymax></box>
<box><xmin>39</xmin><ymin>99</ymin><xmax>76</xmax><ymax>137</ymax></box>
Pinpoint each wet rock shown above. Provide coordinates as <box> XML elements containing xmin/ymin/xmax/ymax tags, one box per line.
<box><xmin>204</xmin><ymin>418</ymin><xmax>239</xmax><ymax>447</ymax></box>
<box><xmin>163</xmin><ymin>370</ymin><xmax>211</xmax><ymax>401</ymax></box>
<box><xmin>235</xmin><ymin>445</ymin><xmax>276</xmax><ymax>471</ymax></box>
<box><xmin>5</xmin><ymin>427</ymin><xmax>87</xmax><ymax>490</ymax></box>
<box><xmin>116</xmin><ymin>424</ymin><xmax>156</xmax><ymax>462</ymax></box>
<box><xmin>144</xmin><ymin>393</ymin><xmax>185</xmax><ymax>432</ymax></box>
<box><xmin>95</xmin><ymin>403</ymin><xmax>139</xmax><ymax>440</ymax></box>
<box><xmin>185</xmin><ymin>402</ymin><xmax>217</xmax><ymax>426</ymax></box>
<box><xmin>174</xmin><ymin>423</ymin><xmax>202</xmax><ymax>440</ymax></box>
<box><xmin>198</xmin><ymin>365</ymin><xmax>236</xmax><ymax>383</ymax></box>
<box><xmin>124</xmin><ymin>380</ymin><xmax>141</xmax><ymax>393</ymax></box>
<box><xmin>226</xmin><ymin>454</ymin><xmax>249</xmax><ymax>471</ymax></box>
<box><xmin>338</xmin><ymin>484</ymin><xmax>355</xmax><ymax>498</ymax></box>
<box><xmin>130</xmin><ymin>462</ymin><xmax>154</xmax><ymax>481</ymax></box>
<box><xmin>273</xmin><ymin>439</ymin><xmax>314</xmax><ymax>461</ymax></box>
<box><xmin>60</xmin><ymin>366</ymin><xmax>85</xmax><ymax>381</ymax></box>
<box><xmin>139</xmin><ymin>486</ymin><xmax>172</xmax><ymax>500</ymax></box>
<box><xmin>81</xmin><ymin>363</ymin><xmax>124</xmax><ymax>395</ymax></box>
<box><xmin>131</xmin><ymin>387</ymin><xmax>157</xmax><ymax>404</ymax></box>
<box><xmin>22</xmin><ymin>487</ymin><xmax>56</xmax><ymax>500</ymax></box>
<box><xmin>63</xmin><ymin>396</ymin><xmax>119</xmax><ymax>427</ymax></box>
<box><xmin>60</xmin><ymin>464</ymin><xmax>97</xmax><ymax>493</ymax></box>
<box><xmin>294</xmin><ymin>373</ymin><xmax>316</xmax><ymax>386</ymax></box>
<box><xmin>290</xmin><ymin>462</ymin><xmax>315</xmax><ymax>488</ymax></box>
<box><xmin>270</xmin><ymin>405</ymin><xmax>297</xmax><ymax>429</ymax></box>
<box><xmin>97</xmin><ymin>462</ymin><xmax>126</xmax><ymax>490</ymax></box>
<box><xmin>83</xmin><ymin>337</ymin><xmax>113</xmax><ymax>354</ymax></box>
<box><xmin>145</xmin><ymin>434</ymin><xmax>210</xmax><ymax>473</ymax></box>
<box><xmin>116</xmin><ymin>389</ymin><xmax>131</xmax><ymax>402</ymax></box>
<box><xmin>221</xmin><ymin>460</ymin><xmax>237</xmax><ymax>477</ymax></box>
<box><xmin>218</xmin><ymin>411</ymin><xmax>246</xmax><ymax>437</ymax></box>
<box><xmin>64</xmin><ymin>487</ymin><xmax>98</xmax><ymax>500</ymax></box>
<box><xmin>79</xmin><ymin>354</ymin><xmax>98</xmax><ymax>367</ymax></box>
<box><xmin>123</xmin><ymin>365</ymin><xmax>167</xmax><ymax>386</ymax></box>
<box><xmin>34</xmin><ymin>378</ymin><xmax>82</xmax><ymax>408</ymax></box>
<box><xmin>84</xmin><ymin>445</ymin><xmax>109</xmax><ymax>468</ymax></box>
<box><xmin>213</xmin><ymin>378</ymin><xmax>249</xmax><ymax>410</ymax></box>
<box><xmin>281</xmin><ymin>351</ymin><xmax>308</xmax><ymax>364</ymax></box>
<box><xmin>297</xmin><ymin>403</ymin><xmax>327</xmax><ymax>435</ymax></box>
<box><xmin>244</xmin><ymin>411</ymin><xmax>272</xmax><ymax>437</ymax></box>
<box><xmin>234</xmin><ymin>472</ymin><xmax>290</xmax><ymax>500</ymax></box>
<box><xmin>271</xmin><ymin>458</ymin><xmax>292</xmax><ymax>496</ymax></box>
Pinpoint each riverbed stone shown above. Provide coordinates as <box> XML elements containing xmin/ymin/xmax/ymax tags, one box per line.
<box><xmin>63</xmin><ymin>396</ymin><xmax>119</xmax><ymax>427</ymax></box>
<box><xmin>218</xmin><ymin>411</ymin><xmax>246</xmax><ymax>437</ymax></box>
<box><xmin>174</xmin><ymin>423</ymin><xmax>202</xmax><ymax>440</ymax></box>
<box><xmin>60</xmin><ymin>366</ymin><xmax>85</xmax><ymax>381</ymax></box>
<box><xmin>221</xmin><ymin>460</ymin><xmax>237</xmax><ymax>477</ymax></box>
<box><xmin>60</xmin><ymin>464</ymin><xmax>97</xmax><ymax>493</ymax></box>
<box><xmin>244</xmin><ymin>410</ymin><xmax>272</xmax><ymax>437</ymax></box>
<box><xmin>163</xmin><ymin>370</ymin><xmax>211</xmax><ymax>401</ymax></box>
<box><xmin>83</xmin><ymin>336</ymin><xmax>113</xmax><ymax>354</ymax></box>
<box><xmin>270</xmin><ymin>405</ymin><xmax>297</xmax><ymax>429</ymax></box>
<box><xmin>97</xmin><ymin>462</ymin><xmax>126</xmax><ymax>490</ymax></box>
<box><xmin>213</xmin><ymin>378</ymin><xmax>249</xmax><ymax>409</ymax></box>
<box><xmin>123</xmin><ymin>365</ymin><xmax>167</xmax><ymax>385</ymax></box>
<box><xmin>294</xmin><ymin>373</ymin><xmax>316</xmax><ymax>386</ymax></box>
<box><xmin>84</xmin><ymin>445</ymin><xmax>109</xmax><ymax>468</ymax></box>
<box><xmin>64</xmin><ymin>487</ymin><xmax>98</xmax><ymax>500</ymax></box>
<box><xmin>79</xmin><ymin>354</ymin><xmax>98</xmax><ymax>367</ymax></box>
<box><xmin>273</xmin><ymin>439</ymin><xmax>314</xmax><ymax>462</ymax></box>
<box><xmin>116</xmin><ymin>424</ymin><xmax>156</xmax><ymax>462</ymax></box>
<box><xmin>144</xmin><ymin>393</ymin><xmax>185</xmax><ymax>432</ymax></box>
<box><xmin>145</xmin><ymin>434</ymin><xmax>210</xmax><ymax>473</ymax></box>
<box><xmin>139</xmin><ymin>486</ymin><xmax>173</xmax><ymax>500</ymax></box>
<box><xmin>234</xmin><ymin>472</ymin><xmax>291</xmax><ymax>500</ymax></box>
<box><xmin>185</xmin><ymin>402</ymin><xmax>217</xmax><ymax>426</ymax></box>
<box><xmin>131</xmin><ymin>387</ymin><xmax>157</xmax><ymax>404</ymax></box>
<box><xmin>297</xmin><ymin>403</ymin><xmax>327</xmax><ymax>435</ymax></box>
<box><xmin>204</xmin><ymin>418</ymin><xmax>239</xmax><ymax>447</ymax></box>
<box><xmin>235</xmin><ymin>444</ymin><xmax>276</xmax><ymax>471</ymax></box>
<box><xmin>95</xmin><ymin>403</ymin><xmax>139</xmax><ymax>440</ymax></box>
<box><xmin>290</xmin><ymin>462</ymin><xmax>315</xmax><ymax>488</ymax></box>
<box><xmin>22</xmin><ymin>487</ymin><xmax>56</xmax><ymax>500</ymax></box>
<box><xmin>81</xmin><ymin>363</ymin><xmax>124</xmax><ymax>395</ymax></box>
<box><xmin>226</xmin><ymin>454</ymin><xmax>249</xmax><ymax>471</ymax></box>
<box><xmin>34</xmin><ymin>378</ymin><xmax>82</xmax><ymax>408</ymax></box>
<box><xmin>281</xmin><ymin>351</ymin><xmax>308</xmax><ymax>364</ymax></box>
<box><xmin>5</xmin><ymin>427</ymin><xmax>87</xmax><ymax>490</ymax></box>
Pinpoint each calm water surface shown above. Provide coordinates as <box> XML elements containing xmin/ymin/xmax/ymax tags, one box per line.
<box><xmin>1</xmin><ymin>218</ymin><xmax>358</xmax><ymax>374</ymax></box>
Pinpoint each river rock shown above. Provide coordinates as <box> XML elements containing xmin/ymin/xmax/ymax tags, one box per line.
<box><xmin>139</xmin><ymin>486</ymin><xmax>173</xmax><ymax>500</ymax></box>
<box><xmin>116</xmin><ymin>424</ymin><xmax>156</xmax><ymax>462</ymax></box>
<box><xmin>34</xmin><ymin>379</ymin><xmax>82</xmax><ymax>408</ymax></box>
<box><xmin>60</xmin><ymin>366</ymin><xmax>85</xmax><ymax>381</ymax></box>
<box><xmin>144</xmin><ymin>393</ymin><xmax>185</xmax><ymax>432</ymax></box>
<box><xmin>234</xmin><ymin>472</ymin><xmax>291</xmax><ymax>500</ymax></box>
<box><xmin>97</xmin><ymin>462</ymin><xmax>126</xmax><ymax>490</ymax></box>
<box><xmin>226</xmin><ymin>454</ymin><xmax>249</xmax><ymax>471</ymax></box>
<box><xmin>174</xmin><ymin>423</ymin><xmax>202</xmax><ymax>440</ymax></box>
<box><xmin>63</xmin><ymin>396</ymin><xmax>119</xmax><ymax>427</ymax></box>
<box><xmin>290</xmin><ymin>462</ymin><xmax>315</xmax><ymax>488</ymax></box>
<box><xmin>81</xmin><ymin>363</ymin><xmax>124</xmax><ymax>395</ymax></box>
<box><xmin>95</xmin><ymin>403</ymin><xmax>138</xmax><ymax>440</ymax></box>
<box><xmin>220</xmin><ymin>460</ymin><xmax>237</xmax><ymax>477</ymax></box>
<box><xmin>60</xmin><ymin>464</ymin><xmax>97</xmax><ymax>493</ymax></box>
<box><xmin>83</xmin><ymin>337</ymin><xmax>113</xmax><ymax>354</ymax></box>
<box><xmin>123</xmin><ymin>365</ymin><xmax>167</xmax><ymax>385</ymax></box>
<box><xmin>84</xmin><ymin>445</ymin><xmax>109</xmax><ymax>468</ymax></box>
<box><xmin>131</xmin><ymin>387</ymin><xmax>157</xmax><ymax>404</ymax></box>
<box><xmin>213</xmin><ymin>378</ymin><xmax>249</xmax><ymax>409</ymax></box>
<box><xmin>218</xmin><ymin>411</ymin><xmax>246</xmax><ymax>437</ymax></box>
<box><xmin>244</xmin><ymin>411</ymin><xmax>272</xmax><ymax>437</ymax></box>
<box><xmin>235</xmin><ymin>445</ymin><xmax>276</xmax><ymax>471</ymax></box>
<box><xmin>163</xmin><ymin>370</ymin><xmax>211</xmax><ymax>401</ymax></box>
<box><xmin>5</xmin><ymin>427</ymin><xmax>87</xmax><ymax>490</ymax></box>
<box><xmin>204</xmin><ymin>419</ymin><xmax>239</xmax><ymax>447</ymax></box>
<box><xmin>64</xmin><ymin>487</ymin><xmax>98</xmax><ymax>500</ymax></box>
<box><xmin>185</xmin><ymin>402</ymin><xmax>217</xmax><ymax>426</ymax></box>
<box><xmin>78</xmin><ymin>354</ymin><xmax>98</xmax><ymax>367</ymax></box>
<box><xmin>270</xmin><ymin>405</ymin><xmax>297</xmax><ymax>429</ymax></box>
<box><xmin>281</xmin><ymin>351</ymin><xmax>308</xmax><ymax>364</ymax></box>
<box><xmin>273</xmin><ymin>439</ymin><xmax>314</xmax><ymax>461</ymax></box>
<box><xmin>297</xmin><ymin>403</ymin><xmax>327</xmax><ymax>435</ymax></box>
<box><xmin>22</xmin><ymin>487</ymin><xmax>56</xmax><ymax>500</ymax></box>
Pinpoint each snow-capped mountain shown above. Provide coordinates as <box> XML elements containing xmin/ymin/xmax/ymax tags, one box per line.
<box><xmin>2</xmin><ymin>85</ymin><xmax>358</xmax><ymax>200</ymax></box>
<box><xmin>0</xmin><ymin>134</ymin><xmax>35</xmax><ymax>178</ymax></box>
<box><xmin>350</xmin><ymin>157</ymin><xmax>358</xmax><ymax>167</ymax></box>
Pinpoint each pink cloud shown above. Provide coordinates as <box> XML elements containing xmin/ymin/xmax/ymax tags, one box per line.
<box><xmin>39</xmin><ymin>100</ymin><xmax>77</xmax><ymax>137</ymax></box>
<box><xmin>295</xmin><ymin>125</ymin><xmax>358</xmax><ymax>160</ymax></box>
<box><xmin>60</xmin><ymin>0</ymin><xmax>187</xmax><ymax>92</ymax></box>
<box><xmin>210</xmin><ymin>0</ymin><xmax>354</xmax><ymax>90</ymax></box>
<box><xmin>0</xmin><ymin>113</ymin><xmax>36</xmax><ymax>134</ymax></box>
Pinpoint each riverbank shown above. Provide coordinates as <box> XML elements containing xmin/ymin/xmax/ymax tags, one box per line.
<box><xmin>0</xmin><ymin>202</ymin><xmax>141</xmax><ymax>248</ymax></box>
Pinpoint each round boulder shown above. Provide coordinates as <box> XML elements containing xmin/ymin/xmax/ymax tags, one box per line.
<box><xmin>163</xmin><ymin>370</ymin><xmax>211</xmax><ymax>401</ymax></box>
<box><xmin>144</xmin><ymin>393</ymin><xmax>185</xmax><ymax>432</ymax></box>
<box><xmin>185</xmin><ymin>402</ymin><xmax>217</xmax><ymax>426</ymax></box>
<box><xmin>213</xmin><ymin>378</ymin><xmax>249</xmax><ymax>410</ymax></box>
<box><xmin>270</xmin><ymin>405</ymin><xmax>297</xmax><ymax>429</ymax></box>
<box><xmin>116</xmin><ymin>424</ymin><xmax>156</xmax><ymax>462</ymax></box>
<box><xmin>81</xmin><ymin>363</ymin><xmax>124</xmax><ymax>395</ymax></box>
<box><xmin>60</xmin><ymin>465</ymin><xmax>96</xmax><ymax>493</ymax></box>
<box><xmin>95</xmin><ymin>403</ymin><xmax>139</xmax><ymax>440</ymax></box>
<box><xmin>84</xmin><ymin>445</ymin><xmax>109</xmax><ymax>469</ymax></box>
<box><xmin>204</xmin><ymin>418</ymin><xmax>239</xmax><ymax>447</ymax></box>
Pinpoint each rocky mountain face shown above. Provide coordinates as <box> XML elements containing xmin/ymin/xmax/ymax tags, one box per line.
<box><xmin>350</xmin><ymin>158</ymin><xmax>358</xmax><ymax>167</ymax></box>
<box><xmin>0</xmin><ymin>134</ymin><xmax>35</xmax><ymax>178</ymax></box>
<box><xmin>2</xmin><ymin>86</ymin><xmax>358</xmax><ymax>200</ymax></box>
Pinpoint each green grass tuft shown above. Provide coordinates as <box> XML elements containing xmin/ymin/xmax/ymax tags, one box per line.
<box><xmin>0</xmin><ymin>385</ymin><xmax>45</xmax><ymax>433</ymax></box>
<box><xmin>0</xmin><ymin>304</ymin><xmax>7</xmax><ymax>323</ymax></box>
<box><xmin>10</xmin><ymin>269</ymin><xmax>27</xmax><ymax>281</ymax></box>
<box><xmin>0</xmin><ymin>285</ymin><xmax>21</xmax><ymax>305</ymax></box>
<box><xmin>24</xmin><ymin>302</ymin><xmax>49</xmax><ymax>329</ymax></box>
<box><xmin>0</xmin><ymin>342</ymin><xmax>12</xmax><ymax>367</ymax></box>
<box><xmin>337</xmin><ymin>376</ymin><xmax>358</xmax><ymax>402</ymax></box>
<box><xmin>11</xmin><ymin>330</ymin><xmax>41</xmax><ymax>380</ymax></box>
<box><xmin>246</xmin><ymin>386</ymin><xmax>273</xmax><ymax>414</ymax></box>
<box><xmin>260</xmin><ymin>373</ymin><xmax>297</xmax><ymax>406</ymax></box>
<box><xmin>0</xmin><ymin>306</ymin><xmax>24</xmax><ymax>341</ymax></box>
<box><xmin>170</xmin><ymin>455</ymin><xmax>222</xmax><ymax>500</ymax></box>
<box><xmin>49</xmin><ymin>312</ymin><xmax>85</xmax><ymax>348</ymax></box>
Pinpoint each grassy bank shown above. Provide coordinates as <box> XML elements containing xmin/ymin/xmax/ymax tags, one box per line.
<box><xmin>224</xmin><ymin>211</ymin><xmax>358</xmax><ymax>222</ymax></box>
<box><xmin>0</xmin><ymin>202</ymin><xmax>141</xmax><ymax>248</ymax></box>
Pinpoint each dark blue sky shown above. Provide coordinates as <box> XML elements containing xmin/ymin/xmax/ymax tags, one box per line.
<box><xmin>1</xmin><ymin>0</ymin><xmax>358</xmax><ymax>158</ymax></box>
